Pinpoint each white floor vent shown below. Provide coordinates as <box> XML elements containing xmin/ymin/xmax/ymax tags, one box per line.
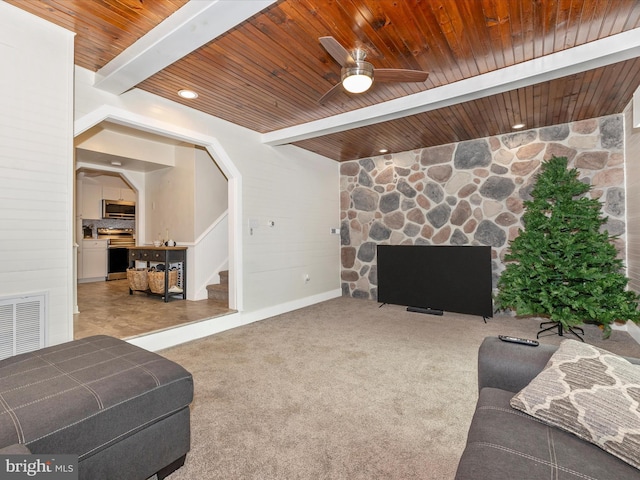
<box><xmin>0</xmin><ymin>294</ymin><xmax>45</xmax><ymax>361</ymax></box>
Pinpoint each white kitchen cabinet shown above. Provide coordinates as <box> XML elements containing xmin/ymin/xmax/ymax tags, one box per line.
<box><xmin>81</xmin><ymin>240</ymin><xmax>107</xmax><ymax>281</ymax></box>
<box><xmin>103</xmin><ymin>186</ymin><xmax>136</xmax><ymax>202</ymax></box>
<box><xmin>80</xmin><ymin>183</ymin><xmax>103</xmax><ymax>220</ymax></box>
<box><xmin>121</xmin><ymin>188</ymin><xmax>136</xmax><ymax>202</ymax></box>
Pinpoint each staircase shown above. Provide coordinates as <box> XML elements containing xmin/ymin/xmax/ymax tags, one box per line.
<box><xmin>206</xmin><ymin>270</ymin><xmax>229</xmax><ymax>306</ymax></box>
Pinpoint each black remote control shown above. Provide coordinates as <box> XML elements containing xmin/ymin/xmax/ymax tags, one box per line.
<box><xmin>498</xmin><ymin>335</ymin><xmax>539</xmax><ymax>347</ymax></box>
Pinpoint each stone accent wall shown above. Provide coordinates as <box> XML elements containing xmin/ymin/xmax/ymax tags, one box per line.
<box><xmin>340</xmin><ymin>114</ymin><xmax>626</xmax><ymax>300</ymax></box>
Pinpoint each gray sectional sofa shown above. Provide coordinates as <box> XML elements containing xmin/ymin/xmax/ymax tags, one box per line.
<box><xmin>455</xmin><ymin>336</ymin><xmax>640</xmax><ymax>480</ymax></box>
<box><xmin>0</xmin><ymin>335</ymin><xmax>193</xmax><ymax>480</ymax></box>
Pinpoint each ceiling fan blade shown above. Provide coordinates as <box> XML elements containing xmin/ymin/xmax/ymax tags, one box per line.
<box><xmin>317</xmin><ymin>82</ymin><xmax>344</xmax><ymax>104</ymax></box>
<box><xmin>375</xmin><ymin>69</ymin><xmax>429</xmax><ymax>83</ymax></box>
<box><xmin>319</xmin><ymin>36</ymin><xmax>354</xmax><ymax>67</ymax></box>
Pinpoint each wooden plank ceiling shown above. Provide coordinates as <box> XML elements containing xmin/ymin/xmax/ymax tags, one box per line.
<box><xmin>8</xmin><ymin>0</ymin><xmax>640</xmax><ymax>162</ymax></box>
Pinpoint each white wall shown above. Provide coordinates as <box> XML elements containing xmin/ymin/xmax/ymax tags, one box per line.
<box><xmin>74</xmin><ymin>66</ymin><xmax>341</xmax><ymax>330</ymax></box>
<box><xmin>0</xmin><ymin>3</ymin><xmax>75</xmax><ymax>345</ymax></box>
<box><xmin>145</xmin><ymin>145</ymin><xmax>196</xmax><ymax>243</ymax></box>
<box><xmin>239</xmin><ymin>144</ymin><xmax>340</xmax><ymax>310</ymax></box>
<box><xmin>195</xmin><ymin>148</ymin><xmax>228</xmax><ymax>237</ymax></box>
<box><xmin>625</xmin><ymin>98</ymin><xmax>640</xmax><ymax>292</ymax></box>
<box><xmin>76</xmin><ymin>128</ymin><xmax>176</xmax><ymax>167</ymax></box>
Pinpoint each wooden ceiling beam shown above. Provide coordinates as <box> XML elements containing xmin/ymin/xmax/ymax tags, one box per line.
<box><xmin>94</xmin><ymin>0</ymin><xmax>277</xmax><ymax>95</ymax></box>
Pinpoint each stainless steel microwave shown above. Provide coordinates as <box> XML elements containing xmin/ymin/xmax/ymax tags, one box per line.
<box><xmin>103</xmin><ymin>199</ymin><xmax>135</xmax><ymax>219</ymax></box>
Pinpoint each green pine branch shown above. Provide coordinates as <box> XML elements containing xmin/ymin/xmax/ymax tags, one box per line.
<box><xmin>495</xmin><ymin>156</ymin><xmax>640</xmax><ymax>338</ymax></box>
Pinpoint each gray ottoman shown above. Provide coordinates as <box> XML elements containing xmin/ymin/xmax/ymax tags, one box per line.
<box><xmin>0</xmin><ymin>335</ymin><xmax>193</xmax><ymax>480</ymax></box>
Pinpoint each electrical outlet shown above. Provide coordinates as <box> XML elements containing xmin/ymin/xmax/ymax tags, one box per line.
<box><xmin>330</xmin><ymin>227</ymin><xmax>340</xmax><ymax>234</ymax></box>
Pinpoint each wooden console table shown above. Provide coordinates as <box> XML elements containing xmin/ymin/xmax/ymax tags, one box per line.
<box><xmin>128</xmin><ymin>246</ymin><xmax>187</xmax><ymax>302</ymax></box>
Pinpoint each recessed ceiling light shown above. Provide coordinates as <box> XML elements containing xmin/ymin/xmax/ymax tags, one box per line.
<box><xmin>110</xmin><ymin>160</ymin><xmax>122</xmax><ymax>166</ymax></box>
<box><xmin>512</xmin><ymin>123</ymin><xmax>526</xmax><ymax>130</ymax></box>
<box><xmin>379</xmin><ymin>149</ymin><xmax>389</xmax><ymax>154</ymax></box>
<box><xmin>178</xmin><ymin>89</ymin><xmax>198</xmax><ymax>99</ymax></box>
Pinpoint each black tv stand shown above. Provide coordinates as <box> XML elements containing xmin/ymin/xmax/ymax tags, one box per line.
<box><xmin>407</xmin><ymin>306</ymin><xmax>444</xmax><ymax>316</ymax></box>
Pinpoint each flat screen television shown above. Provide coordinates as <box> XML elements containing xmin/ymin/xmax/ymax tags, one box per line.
<box><xmin>376</xmin><ymin>245</ymin><xmax>493</xmax><ymax>318</ymax></box>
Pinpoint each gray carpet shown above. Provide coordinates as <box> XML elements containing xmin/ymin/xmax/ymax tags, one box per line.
<box><xmin>160</xmin><ymin>296</ymin><xmax>640</xmax><ymax>479</ymax></box>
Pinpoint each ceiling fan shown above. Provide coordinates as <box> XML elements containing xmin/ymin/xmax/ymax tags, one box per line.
<box><xmin>318</xmin><ymin>36</ymin><xmax>429</xmax><ymax>104</ymax></box>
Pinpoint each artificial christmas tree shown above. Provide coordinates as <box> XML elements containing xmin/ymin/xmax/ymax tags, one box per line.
<box><xmin>496</xmin><ymin>156</ymin><xmax>640</xmax><ymax>339</ymax></box>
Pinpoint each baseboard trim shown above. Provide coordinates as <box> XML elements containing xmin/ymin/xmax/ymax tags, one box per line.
<box><xmin>126</xmin><ymin>289</ymin><xmax>343</xmax><ymax>352</ymax></box>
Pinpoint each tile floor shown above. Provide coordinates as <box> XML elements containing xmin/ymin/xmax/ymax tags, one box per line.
<box><xmin>74</xmin><ymin>279</ymin><xmax>235</xmax><ymax>340</ymax></box>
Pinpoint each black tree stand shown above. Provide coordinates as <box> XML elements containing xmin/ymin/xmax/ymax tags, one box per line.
<box><xmin>537</xmin><ymin>320</ymin><xmax>584</xmax><ymax>342</ymax></box>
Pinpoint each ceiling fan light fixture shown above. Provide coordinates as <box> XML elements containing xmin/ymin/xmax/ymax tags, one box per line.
<box><xmin>342</xmin><ymin>61</ymin><xmax>374</xmax><ymax>93</ymax></box>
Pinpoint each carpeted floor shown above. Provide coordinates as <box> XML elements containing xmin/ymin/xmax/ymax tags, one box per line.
<box><xmin>159</xmin><ymin>296</ymin><xmax>640</xmax><ymax>479</ymax></box>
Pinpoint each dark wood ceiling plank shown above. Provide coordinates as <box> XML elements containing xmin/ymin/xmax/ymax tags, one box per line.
<box><xmin>10</xmin><ymin>0</ymin><xmax>640</xmax><ymax>162</ymax></box>
<box><xmin>480</xmin><ymin>0</ymin><xmax>513</xmax><ymax>70</ymax></box>
<box><xmin>338</xmin><ymin>0</ymin><xmax>403</xmax><ymax>63</ymax></box>
<box><xmin>573</xmin><ymin>0</ymin><xmax>602</xmax><ymax>46</ymax></box>
<box><xmin>226</xmin><ymin>24</ymin><xmax>329</xmax><ymax>105</ymax></box>
<box><xmin>612</xmin><ymin>59</ymin><xmax>640</xmax><ymax>111</ymax></box>
<box><xmin>272</xmin><ymin>5</ymin><xmax>350</xmax><ymax>110</ymax></box>
<box><xmin>515</xmin><ymin>86</ymin><xmax>534</xmax><ymax>129</ymax></box>
<box><xmin>621</xmin><ymin>2</ymin><xmax>640</xmax><ymax>30</ymax></box>
<box><xmin>277</xmin><ymin>1</ymin><xmax>386</xmax><ymax>110</ymax></box>
<box><xmin>254</xmin><ymin>12</ymin><xmax>345</xmax><ymax>94</ymax></box>
<box><xmin>586</xmin><ymin>0</ymin><xmax>618</xmax><ymax>44</ymax></box>
<box><xmin>292</xmin><ymin>0</ymin><xmax>372</xmax><ymax>53</ymax></box>
<box><xmin>451</xmin><ymin>1</ymin><xmax>495</xmax><ymax>74</ymax></box>
<box><xmin>490</xmin><ymin>91</ymin><xmax>514</xmax><ymax>131</ymax></box>
<box><xmin>5</xmin><ymin>0</ymin><xmax>187</xmax><ymax>70</ymax></box>
<box><xmin>173</xmin><ymin>36</ymin><xmax>325</xmax><ymax>125</ymax></box>
<box><xmin>597</xmin><ymin>0</ymin><xmax>625</xmax><ymax>36</ymax></box>
<box><xmin>592</xmin><ymin>61</ymin><xmax>637</xmax><ymax>114</ymax></box>
<box><xmin>278</xmin><ymin>0</ymin><xmax>427</xmax><ymax>107</ymax></box>
<box><xmin>551</xmin><ymin>0</ymin><xmax>573</xmax><ymax>53</ymax></box>
<box><xmin>578</xmin><ymin>69</ymin><xmax>607</xmax><ymax>120</ymax></box>
<box><xmin>425</xmin><ymin>1</ymin><xmax>480</xmax><ymax>79</ymax></box>
<box><xmin>532</xmin><ymin>0</ymin><xmax>550</xmax><ymax>57</ymax></box>
<box><xmin>141</xmin><ymin>65</ymin><xmax>304</xmax><ymax>133</ymax></box>
<box><xmin>513</xmin><ymin>0</ymin><xmax>535</xmax><ymax>61</ymax></box>
<box><xmin>350</xmin><ymin>0</ymin><xmax>429</xmax><ymax>71</ymax></box>
<box><xmin>372</xmin><ymin>0</ymin><xmax>433</xmax><ymax>71</ymax></box>
<box><xmin>539</xmin><ymin>0</ymin><xmax>556</xmax><ymax>56</ymax></box>
<box><xmin>531</xmin><ymin>83</ymin><xmax>548</xmax><ymax>127</ymax></box>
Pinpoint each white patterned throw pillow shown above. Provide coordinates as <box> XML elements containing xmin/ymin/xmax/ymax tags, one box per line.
<box><xmin>510</xmin><ymin>339</ymin><xmax>640</xmax><ymax>470</ymax></box>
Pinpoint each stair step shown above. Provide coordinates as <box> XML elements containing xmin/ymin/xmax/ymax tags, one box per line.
<box><xmin>206</xmin><ymin>282</ymin><xmax>229</xmax><ymax>304</ymax></box>
<box><xmin>219</xmin><ymin>270</ymin><xmax>229</xmax><ymax>284</ymax></box>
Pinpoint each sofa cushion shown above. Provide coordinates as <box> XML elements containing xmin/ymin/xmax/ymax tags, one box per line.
<box><xmin>0</xmin><ymin>335</ymin><xmax>193</xmax><ymax>461</ymax></box>
<box><xmin>510</xmin><ymin>339</ymin><xmax>640</xmax><ymax>470</ymax></box>
<box><xmin>455</xmin><ymin>387</ymin><xmax>640</xmax><ymax>480</ymax></box>
<box><xmin>0</xmin><ymin>444</ymin><xmax>31</xmax><ymax>454</ymax></box>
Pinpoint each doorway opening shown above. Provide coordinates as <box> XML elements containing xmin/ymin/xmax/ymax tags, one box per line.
<box><xmin>73</xmin><ymin>110</ymin><xmax>242</xmax><ymax>343</ymax></box>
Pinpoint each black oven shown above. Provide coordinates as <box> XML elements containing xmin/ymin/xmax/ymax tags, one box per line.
<box><xmin>107</xmin><ymin>247</ymin><xmax>130</xmax><ymax>280</ymax></box>
<box><xmin>98</xmin><ymin>228</ymin><xmax>135</xmax><ymax>280</ymax></box>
